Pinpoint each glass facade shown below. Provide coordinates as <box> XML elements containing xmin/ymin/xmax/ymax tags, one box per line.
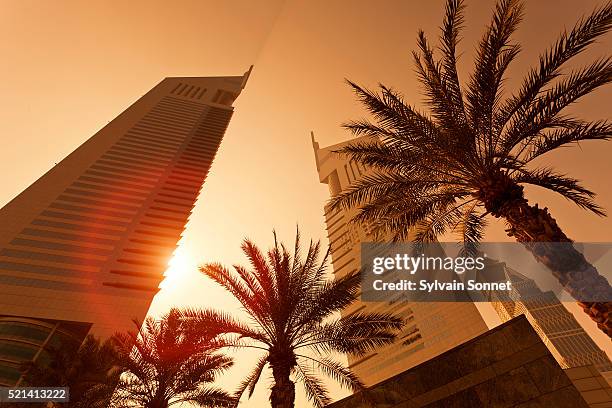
<box><xmin>0</xmin><ymin>316</ymin><xmax>90</xmax><ymax>386</ymax></box>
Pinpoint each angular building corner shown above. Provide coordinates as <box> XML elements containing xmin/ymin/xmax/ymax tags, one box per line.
<box><xmin>486</xmin><ymin>261</ymin><xmax>612</xmax><ymax>375</ymax></box>
<box><xmin>326</xmin><ymin>315</ymin><xmax>609</xmax><ymax>408</ymax></box>
<box><xmin>0</xmin><ymin>67</ymin><xmax>252</xmax><ymax>386</ymax></box>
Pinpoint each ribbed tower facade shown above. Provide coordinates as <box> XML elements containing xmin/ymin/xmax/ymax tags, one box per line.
<box><xmin>312</xmin><ymin>134</ymin><xmax>488</xmax><ymax>386</ymax></box>
<box><xmin>488</xmin><ymin>261</ymin><xmax>612</xmax><ymax>374</ymax></box>
<box><xmin>0</xmin><ymin>70</ymin><xmax>250</xmax><ymax>386</ymax></box>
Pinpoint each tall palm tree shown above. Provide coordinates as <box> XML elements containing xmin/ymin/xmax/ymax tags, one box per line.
<box><xmin>330</xmin><ymin>0</ymin><xmax>612</xmax><ymax>337</ymax></box>
<box><xmin>109</xmin><ymin>309</ymin><xmax>236</xmax><ymax>408</ymax></box>
<box><xmin>19</xmin><ymin>334</ymin><xmax>120</xmax><ymax>408</ymax></box>
<box><xmin>180</xmin><ymin>229</ymin><xmax>404</xmax><ymax>408</ymax></box>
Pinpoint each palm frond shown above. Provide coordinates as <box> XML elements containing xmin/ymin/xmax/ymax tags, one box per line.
<box><xmin>303</xmin><ymin>313</ymin><xmax>403</xmax><ymax>356</ymax></box>
<box><xmin>496</xmin><ymin>2</ymin><xmax>612</xmax><ymax>131</ymax></box>
<box><xmin>344</xmin><ymin>80</ymin><xmax>443</xmax><ymax>146</ymax></box>
<box><xmin>199</xmin><ymin>263</ymin><xmax>259</xmax><ymax>317</ymax></box>
<box><xmin>503</xmin><ymin>57</ymin><xmax>612</xmax><ymax>152</ymax></box>
<box><xmin>291</xmin><ymin>271</ymin><xmax>361</xmax><ymax>343</ymax></box>
<box><xmin>328</xmin><ymin>171</ymin><xmax>412</xmax><ymax>211</ymax></box>
<box><xmin>412</xmin><ymin>196</ymin><xmax>473</xmax><ymax>243</ymax></box>
<box><xmin>334</xmin><ymin>139</ymin><xmax>415</xmax><ymax>172</ymax></box>
<box><xmin>440</xmin><ymin>0</ymin><xmax>467</xmax><ymax>120</ymax></box>
<box><xmin>242</xmin><ymin>239</ymin><xmax>279</xmax><ymax>306</ymax></box>
<box><xmin>296</xmin><ymin>354</ymin><xmax>363</xmax><ymax>393</ymax></box>
<box><xmin>294</xmin><ymin>363</ymin><xmax>332</xmax><ymax>408</ymax></box>
<box><xmin>513</xmin><ymin>168</ymin><xmax>606</xmax><ymax>215</ymax></box>
<box><xmin>456</xmin><ymin>202</ymin><xmax>488</xmax><ymax>256</ymax></box>
<box><xmin>413</xmin><ymin>30</ymin><xmax>467</xmax><ymax>133</ymax></box>
<box><xmin>235</xmin><ymin>354</ymin><xmax>268</xmax><ymax>401</ymax></box>
<box><xmin>177</xmin><ymin>308</ymin><xmax>269</xmax><ymax>344</ymax></box>
<box><xmin>466</xmin><ymin>0</ymin><xmax>523</xmax><ymax>153</ymax></box>
<box><xmin>521</xmin><ymin>120</ymin><xmax>612</xmax><ymax>163</ymax></box>
<box><xmin>177</xmin><ymin>387</ymin><xmax>237</xmax><ymax>408</ymax></box>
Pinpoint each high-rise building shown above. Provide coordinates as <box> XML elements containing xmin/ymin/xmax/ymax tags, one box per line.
<box><xmin>487</xmin><ymin>261</ymin><xmax>612</xmax><ymax>374</ymax></box>
<box><xmin>0</xmin><ymin>69</ymin><xmax>251</xmax><ymax>386</ymax></box>
<box><xmin>311</xmin><ymin>134</ymin><xmax>488</xmax><ymax>386</ymax></box>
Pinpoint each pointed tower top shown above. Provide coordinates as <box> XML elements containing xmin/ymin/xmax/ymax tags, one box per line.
<box><xmin>241</xmin><ymin>65</ymin><xmax>254</xmax><ymax>90</ymax></box>
<box><xmin>311</xmin><ymin>131</ymin><xmax>321</xmax><ymax>171</ymax></box>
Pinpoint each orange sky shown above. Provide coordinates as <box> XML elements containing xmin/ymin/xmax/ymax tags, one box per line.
<box><xmin>1</xmin><ymin>0</ymin><xmax>611</xmax><ymax>406</ymax></box>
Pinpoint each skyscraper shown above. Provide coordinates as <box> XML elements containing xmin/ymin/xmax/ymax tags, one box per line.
<box><xmin>311</xmin><ymin>134</ymin><xmax>488</xmax><ymax>386</ymax></box>
<box><xmin>0</xmin><ymin>69</ymin><xmax>251</xmax><ymax>386</ymax></box>
<box><xmin>487</xmin><ymin>261</ymin><xmax>612</xmax><ymax>374</ymax></box>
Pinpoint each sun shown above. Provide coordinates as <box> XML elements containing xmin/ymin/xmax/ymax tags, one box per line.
<box><xmin>160</xmin><ymin>249</ymin><xmax>194</xmax><ymax>290</ymax></box>
<box><xmin>168</xmin><ymin>250</ymin><xmax>192</xmax><ymax>272</ymax></box>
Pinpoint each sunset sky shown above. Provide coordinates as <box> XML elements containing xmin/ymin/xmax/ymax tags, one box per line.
<box><xmin>1</xmin><ymin>0</ymin><xmax>611</xmax><ymax>406</ymax></box>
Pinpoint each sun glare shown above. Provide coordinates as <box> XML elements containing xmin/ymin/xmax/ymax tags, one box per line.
<box><xmin>160</xmin><ymin>249</ymin><xmax>194</xmax><ymax>290</ymax></box>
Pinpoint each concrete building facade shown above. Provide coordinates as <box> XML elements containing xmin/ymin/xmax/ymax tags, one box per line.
<box><xmin>0</xmin><ymin>70</ymin><xmax>250</xmax><ymax>386</ymax></box>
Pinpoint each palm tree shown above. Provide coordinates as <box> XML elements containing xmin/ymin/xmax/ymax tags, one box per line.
<box><xmin>330</xmin><ymin>0</ymin><xmax>612</xmax><ymax>337</ymax></box>
<box><xmin>180</xmin><ymin>229</ymin><xmax>404</xmax><ymax>408</ymax></box>
<box><xmin>109</xmin><ymin>309</ymin><xmax>236</xmax><ymax>408</ymax></box>
<box><xmin>19</xmin><ymin>334</ymin><xmax>120</xmax><ymax>408</ymax></box>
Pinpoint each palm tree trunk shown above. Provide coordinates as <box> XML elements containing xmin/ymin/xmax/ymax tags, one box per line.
<box><xmin>146</xmin><ymin>391</ymin><xmax>169</xmax><ymax>408</ymax></box>
<box><xmin>145</xmin><ymin>402</ymin><xmax>169</xmax><ymax>408</ymax></box>
<box><xmin>499</xmin><ymin>197</ymin><xmax>612</xmax><ymax>337</ymax></box>
<box><xmin>146</xmin><ymin>402</ymin><xmax>169</xmax><ymax>408</ymax></box>
<box><xmin>270</xmin><ymin>364</ymin><xmax>295</xmax><ymax>408</ymax></box>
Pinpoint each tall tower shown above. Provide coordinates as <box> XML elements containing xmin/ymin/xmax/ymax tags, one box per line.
<box><xmin>0</xmin><ymin>69</ymin><xmax>251</xmax><ymax>386</ymax></box>
<box><xmin>312</xmin><ymin>134</ymin><xmax>488</xmax><ymax>386</ymax></box>
<box><xmin>488</xmin><ymin>261</ymin><xmax>612</xmax><ymax>374</ymax></box>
